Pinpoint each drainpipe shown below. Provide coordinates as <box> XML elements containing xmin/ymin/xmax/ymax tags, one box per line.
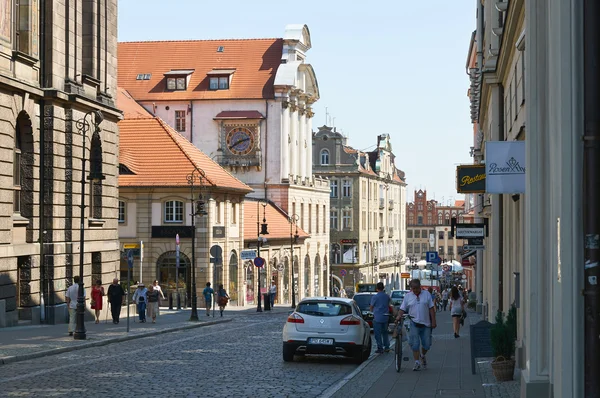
<box><xmin>583</xmin><ymin>0</ymin><xmax>600</xmax><ymax>394</ymax></box>
<box><xmin>475</xmin><ymin>0</ymin><xmax>485</xmax><ymax>310</ymax></box>
<box><xmin>498</xmin><ymin>84</ymin><xmax>504</xmax><ymax>313</ymax></box>
<box><xmin>38</xmin><ymin>0</ymin><xmax>47</xmax><ymax>323</ymax></box>
<box><xmin>189</xmin><ymin>100</ymin><xmax>193</xmax><ymax>143</ymax></box>
<box><xmin>264</xmin><ymin>100</ymin><xmax>269</xmax><ymax>200</ymax></box>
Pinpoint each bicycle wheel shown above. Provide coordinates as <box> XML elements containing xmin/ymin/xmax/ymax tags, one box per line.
<box><xmin>395</xmin><ymin>334</ymin><xmax>402</xmax><ymax>372</ymax></box>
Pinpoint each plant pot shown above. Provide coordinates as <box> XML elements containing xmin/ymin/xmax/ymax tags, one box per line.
<box><xmin>491</xmin><ymin>356</ymin><xmax>515</xmax><ymax>382</ymax></box>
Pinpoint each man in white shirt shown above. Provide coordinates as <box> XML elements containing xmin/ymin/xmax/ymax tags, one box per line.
<box><xmin>65</xmin><ymin>276</ymin><xmax>85</xmax><ymax>336</ymax></box>
<box><xmin>396</xmin><ymin>279</ymin><xmax>437</xmax><ymax>371</ymax></box>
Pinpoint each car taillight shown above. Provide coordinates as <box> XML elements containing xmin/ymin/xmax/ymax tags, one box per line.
<box><xmin>287</xmin><ymin>313</ymin><xmax>305</xmax><ymax>324</ymax></box>
<box><xmin>340</xmin><ymin>315</ymin><xmax>361</xmax><ymax>325</ymax></box>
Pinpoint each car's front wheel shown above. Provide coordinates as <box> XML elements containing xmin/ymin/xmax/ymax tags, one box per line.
<box><xmin>283</xmin><ymin>344</ymin><xmax>295</xmax><ymax>362</ymax></box>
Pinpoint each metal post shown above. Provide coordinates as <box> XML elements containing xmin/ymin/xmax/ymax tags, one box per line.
<box><xmin>584</xmin><ymin>0</ymin><xmax>600</xmax><ymax>394</ymax></box>
<box><xmin>290</xmin><ymin>214</ymin><xmax>299</xmax><ymax>308</ymax></box>
<box><xmin>126</xmin><ymin>266</ymin><xmax>130</xmax><ymax>332</ymax></box>
<box><xmin>73</xmin><ymin>111</ymin><xmax>102</xmax><ymax>340</ymax></box>
<box><xmin>187</xmin><ymin>169</ymin><xmax>202</xmax><ymax>321</ymax></box>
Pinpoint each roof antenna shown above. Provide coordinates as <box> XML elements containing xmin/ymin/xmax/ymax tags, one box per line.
<box><xmin>325</xmin><ymin>107</ymin><xmax>329</xmax><ymax>126</ymax></box>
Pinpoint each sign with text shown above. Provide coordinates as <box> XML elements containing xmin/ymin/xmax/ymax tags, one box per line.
<box><xmin>485</xmin><ymin>141</ymin><xmax>526</xmax><ymax>194</ymax></box>
<box><xmin>456</xmin><ymin>224</ymin><xmax>485</xmax><ymax>238</ymax></box>
<box><xmin>241</xmin><ymin>250</ymin><xmax>257</xmax><ymax>260</ymax></box>
<box><xmin>152</xmin><ymin>226</ymin><xmax>193</xmax><ymax>239</ymax></box>
<box><xmin>456</xmin><ymin>164</ymin><xmax>486</xmax><ymax>193</ymax></box>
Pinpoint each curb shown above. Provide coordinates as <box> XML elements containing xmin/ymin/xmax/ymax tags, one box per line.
<box><xmin>0</xmin><ymin>318</ymin><xmax>231</xmax><ymax>366</ymax></box>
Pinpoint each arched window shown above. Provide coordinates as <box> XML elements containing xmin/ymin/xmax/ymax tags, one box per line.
<box><xmin>229</xmin><ymin>251</ymin><xmax>239</xmax><ymax>304</ymax></box>
<box><xmin>304</xmin><ymin>255</ymin><xmax>311</xmax><ymax>298</ymax></box>
<box><xmin>320</xmin><ymin>149</ymin><xmax>330</xmax><ymax>165</ymax></box>
<box><xmin>14</xmin><ymin>112</ymin><xmax>34</xmax><ymax>242</ymax></box>
<box><xmin>314</xmin><ymin>255</ymin><xmax>321</xmax><ymax>296</ymax></box>
<box><xmin>157</xmin><ymin>250</ymin><xmax>190</xmax><ymax>294</ymax></box>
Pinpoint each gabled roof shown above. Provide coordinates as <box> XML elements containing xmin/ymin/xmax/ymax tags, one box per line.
<box><xmin>117</xmin><ymin>87</ymin><xmax>152</xmax><ymax>119</ymax></box>
<box><xmin>243</xmin><ymin>200</ymin><xmax>309</xmax><ymax>241</ymax></box>
<box><xmin>118</xmin><ymin>117</ymin><xmax>252</xmax><ymax>193</ymax></box>
<box><xmin>117</xmin><ymin>38</ymin><xmax>283</xmax><ymax>101</ymax></box>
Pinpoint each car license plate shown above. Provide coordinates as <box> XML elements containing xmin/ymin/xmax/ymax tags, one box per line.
<box><xmin>308</xmin><ymin>338</ymin><xmax>333</xmax><ymax>345</ymax></box>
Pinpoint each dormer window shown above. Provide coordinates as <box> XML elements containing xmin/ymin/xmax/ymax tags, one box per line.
<box><xmin>163</xmin><ymin>69</ymin><xmax>195</xmax><ymax>91</ymax></box>
<box><xmin>209</xmin><ymin>76</ymin><xmax>229</xmax><ymax>90</ymax></box>
<box><xmin>207</xmin><ymin>69</ymin><xmax>235</xmax><ymax>91</ymax></box>
<box><xmin>167</xmin><ymin>77</ymin><xmax>186</xmax><ymax>90</ymax></box>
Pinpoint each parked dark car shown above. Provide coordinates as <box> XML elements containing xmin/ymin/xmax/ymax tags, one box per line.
<box><xmin>352</xmin><ymin>292</ymin><xmax>394</xmax><ymax>329</ymax></box>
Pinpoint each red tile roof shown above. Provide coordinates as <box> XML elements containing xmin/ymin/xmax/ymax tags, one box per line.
<box><xmin>455</xmin><ymin>200</ymin><xmax>465</xmax><ymax>207</ymax></box>
<box><xmin>243</xmin><ymin>200</ymin><xmax>309</xmax><ymax>241</ymax></box>
<box><xmin>118</xmin><ymin>117</ymin><xmax>252</xmax><ymax>193</ymax></box>
<box><xmin>117</xmin><ymin>87</ymin><xmax>152</xmax><ymax>119</ymax></box>
<box><xmin>117</xmin><ymin>39</ymin><xmax>283</xmax><ymax>101</ymax></box>
<box><xmin>214</xmin><ymin>110</ymin><xmax>265</xmax><ymax>120</ymax></box>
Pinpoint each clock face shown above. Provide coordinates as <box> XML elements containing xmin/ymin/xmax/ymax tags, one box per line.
<box><xmin>226</xmin><ymin>128</ymin><xmax>255</xmax><ymax>155</ymax></box>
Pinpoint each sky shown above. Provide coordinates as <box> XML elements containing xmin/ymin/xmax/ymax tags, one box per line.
<box><xmin>118</xmin><ymin>0</ymin><xmax>476</xmax><ymax>204</ymax></box>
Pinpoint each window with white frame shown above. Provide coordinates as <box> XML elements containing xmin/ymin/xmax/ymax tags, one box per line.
<box><xmin>330</xmin><ymin>209</ymin><xmax>338</xmax><ymax>230</ymax></box>
<box><xmin>164</xmin><ymin>200</ymin><xmax>184</xmax><ymax>222</ymax></box>
<box><xmin>175</xmin><ymin>110</ymin><xmax>186</xmax><ymax>132</ymax></box>
<box><xmin>330</xmin><ymin>180</ymin><xmax>338</xmax><ymax>198</ymax></box>
<box><xmin>342</xmin><ymin>180</ymin><xmax>352</xmax><ymax>198</ymax></box>
<box><xmin>320</xmin><ymin>149</ymin><xmax>330</xmax><ymax>165</ymax></box>
<box><xmin>167</xmin><ymin>77</ymin><xmax>186</xmax><ymax>90</ymax></box>
<box><xmin>118</xmin><ymin>200</ymin><xmax>126</xmax><ymax>223</ymax></box>
<box><xmin>342</xmin><ymin>209</ymin><xmax>352</xmax><ymax>229</ymax></box>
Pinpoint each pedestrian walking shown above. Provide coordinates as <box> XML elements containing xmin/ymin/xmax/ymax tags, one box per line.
<box><xmin>65</xmin><ymin>275</ymin><xmax>84</xmax><ymax>336</ymax></box>
<box><xmin>369</xmin><ymin>282</ymin><xmax>391</xmax><ymax>354</ymax></box>
<box><xmin>396</xmin><ymin>279</ymin><xmax>437</xmax><ymax>371</ymax></box>
<box><xmin>132</xmin><ymin>283</ymin><xmax>148</xmax><ymax>323</ymax></box>
<box><xmin>441</xmin><ymin>288</ymin><xmax>449</xmax><ymax>311</ymax></box>
<box><xmin>450</xmin><ymin>286</ymin><xmax>465</xmax><ymax>338</ymax></box>
<box><xmin>216</xmin><ymin>284</ymin><xmax>229</xmax><ymax>317</ymax></box>
<box><xmin>90</xmin><ymin>280</ymin><xmax>105</xmax><ymax>324</ymax></box>
<box><xmin>333</xmin><ymin>286</ymin><xmax>340</xmax><ymax>297</ymax></box>
<box><xmin>146</xmin><ymin>285</ymin><xmax>160</xmax><ymax>323</ymax></box>
<box><xmin>203</xmin><ymin>282</ymin><xmax>214</xmax><ymax>316</ymax></box>
<box><xmin>269</xmin><ymin>281</ymin><xmax>277</xmax><ymax>308</ymax></box>
<box><xmin>107</xmin><ymin>278</ymin><xmax>125</xmax><ymax>324</ymax></box>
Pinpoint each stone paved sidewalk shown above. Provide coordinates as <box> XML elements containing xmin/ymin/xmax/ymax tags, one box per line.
<box><xmin>0</xmin><ymin>304</ymin><xmax>289</xmax><ymax>365</ymax></box>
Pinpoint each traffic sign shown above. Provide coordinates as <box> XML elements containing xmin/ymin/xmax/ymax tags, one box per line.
<box><xmin>426</xmin><ymin>251</ymin><xmax>438</xmax><ymax>263</ymax></box>
<box><xmin>253</xmin><ymin>257</ymin><xmax>265</xmax><ymax>267</ymax></box>
<box><xmin>127</xmin><ymin>250</ymin><xmax>134</xmax><ymax>269</ymax></box>
<box><xmin>210</xmin><ymin>245</ymin><xmax>223</xmax><ymax>258</ymax></box>
<box><xmin>241</xmin><ymin>250</ymin><xmax>257</xmax><ymax>260</ymax></box>
<box><xmin>340</xmin><ymin>269</ymin><xmax>347</xmax><ymax>277</ymax></box>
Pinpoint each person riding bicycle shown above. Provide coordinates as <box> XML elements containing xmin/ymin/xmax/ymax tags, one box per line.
<box><xmin>395</xmin><ymin>279</ymin><xmax>437</xmax><ymax>371</ymax></box>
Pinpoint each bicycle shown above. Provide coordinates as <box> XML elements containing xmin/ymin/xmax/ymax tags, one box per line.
<box><xmin>393</xmin><ymin>314</ymin><xmax>412</xmax><ymax>372</ymax></box>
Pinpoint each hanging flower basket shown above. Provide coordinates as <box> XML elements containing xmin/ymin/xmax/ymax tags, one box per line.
<box><xmin>491</xmin><ymin>356</ymin><xmax>515</xmax><ymax>382</ymax></box>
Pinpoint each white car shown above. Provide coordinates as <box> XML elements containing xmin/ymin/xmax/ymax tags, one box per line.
<box><xmin>282</xmin><ymin>297</ymin><xmax>372</xmax><ymax>364</ymax></box>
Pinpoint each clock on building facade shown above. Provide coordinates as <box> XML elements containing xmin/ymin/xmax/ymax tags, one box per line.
<box><xmin>226</xmin><ymin>128</ymin><xmax>255</xmax><ymax>155</ymax></box>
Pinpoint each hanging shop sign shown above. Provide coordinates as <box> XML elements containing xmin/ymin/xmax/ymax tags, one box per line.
<box><xmin>456</xmin><ymin>164</ymin><xmax>486</xmax><ymax>193</ymax></box>
<box><xmin>485</xmin><ymin>141</ymin><xmax>526</xmax><ymax>194</ymax></box>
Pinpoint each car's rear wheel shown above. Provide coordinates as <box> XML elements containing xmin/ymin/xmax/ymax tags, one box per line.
<box><xmin>362</xmin><ymin>336</ymin><xmax>372</xmax><ymax>362</ymax></box>
<box><xmin>283</xmin><ymin>344</ymin><xmax>295</xmax><ymax>362</ymax></box>
<box><xmin>353</xmin><ymin>336</ymin><xmax>371</xmax><ymax>364</ymax></box>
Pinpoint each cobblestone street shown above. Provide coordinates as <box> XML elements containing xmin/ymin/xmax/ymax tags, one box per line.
<box><xmin>0</xmin><ymin>311</ymin><xmax>371</xmax><ymax>397</ymax></box>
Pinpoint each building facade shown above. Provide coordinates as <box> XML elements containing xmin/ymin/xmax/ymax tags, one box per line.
<box><xmin>117</xmin><ymin>24</ymin><xmax>330</xmax><ymax>302</ymax></box>
<box><xmin>0</xmin><ymin>0</ymin><xmax>120</xmax><ymax>326</ymax></box>
<box><xmin>468</xmin><ymin>0</ymin><xmax>587</xmax><ymax>396</ymax></box>
<box><xmin>313</xmin><ymin>127</ymin><xmax>407</xmax><ymax>294</ymax></box>
<box><xmin>406</xmin><ymin>190</ymin><xmax>470</xmax><ymax>262</ymax></box>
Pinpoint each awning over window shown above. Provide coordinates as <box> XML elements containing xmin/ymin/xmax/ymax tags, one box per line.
<box><xmin>214</xmin><ymin>111</ymin><xmax>264</xmax><ymax>120</ymax></box>
<box><xmin>462</xmin><ymin>250</ymin><xmax>476</xmax><ymax>259</ymax></box>
<box><xmin>206</xmin><ymin>69</ymin><xmax>236</xmax><ymax>75</ymax></box>
<box><xmin>163</xmin><ymin>69</ymin><xmax>195</xmax><ymax>76</ymax></box>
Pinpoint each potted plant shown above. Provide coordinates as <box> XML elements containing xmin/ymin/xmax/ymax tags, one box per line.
<box><xmin>490</xmin><ymin>305</ymin><xmax>517</xmax><ymax>381</ymax></box>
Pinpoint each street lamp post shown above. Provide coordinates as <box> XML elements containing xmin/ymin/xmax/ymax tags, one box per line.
<box><xmin>257</xmin><ymin>200</ymin><xmax>269</xmax><ymax>312</ymax></box>
<box><xmin>289</xmin><ymin>214</ymin><xmax>299</xmax><ymax>308</ymax></box>
<box><xmin>74</xmin><ymin>110</ymin><xmax>104</xmax><ymax>340</ymax></box>
<box><xmin>187</xmin><ymin>168</ymin><xmax>207</xmax><ymax>321</ymax></box>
